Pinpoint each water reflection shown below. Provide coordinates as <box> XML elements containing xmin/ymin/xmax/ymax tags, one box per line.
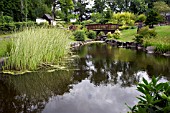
<box><xmin>0</xmin><ymin>71</ymin><xmax>72</xmax><ymax>113</ymax></box>
<box><xmin>72</xmin><ymin>43</ymin><xmax>170</xmax><ymax>87</ymax></box>
<box><xmin>0</xmin><ymin>43</ymin><xmax>169</xmax><ymax>113</ymax></box>
<box><xmin>42</xmin><ymin>79</ymin><xmax>140</xmax><ymax>113</ymax></box>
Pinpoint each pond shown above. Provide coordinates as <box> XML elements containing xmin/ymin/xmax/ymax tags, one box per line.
<box><xmin>0</xmin><ymin>43</ymin><xmax>170</xmax><ymax>113</ymax></box>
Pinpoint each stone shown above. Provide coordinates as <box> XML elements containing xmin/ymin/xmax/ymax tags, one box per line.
<box><xmin>146</xmin><ymin>46</ymin><xmax>156</xmax><ymax>54</ymax></box>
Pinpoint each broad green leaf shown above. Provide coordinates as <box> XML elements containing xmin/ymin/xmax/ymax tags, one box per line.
<box><xmin>143</xmin><ymin>78</ymin><xmax>149</xmax><ymax>85</ymax></box>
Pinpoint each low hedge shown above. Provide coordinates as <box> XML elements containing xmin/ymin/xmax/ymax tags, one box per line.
<box><xmin>0</xmin><ymin>21</ymin><xmax>36</xmax><ymax>34</ymax></box>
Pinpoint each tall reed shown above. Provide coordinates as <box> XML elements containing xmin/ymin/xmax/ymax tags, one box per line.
<box><xmin>5</xmin><ymin>27</ymin><xmax>71</xmax><ymax>71</ymax></box>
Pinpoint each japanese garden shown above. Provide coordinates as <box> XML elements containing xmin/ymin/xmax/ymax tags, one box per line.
<box><xmin>0</xmin><ymin>0</ymin><xmax>170</xmax><ymax>113</ymax></box>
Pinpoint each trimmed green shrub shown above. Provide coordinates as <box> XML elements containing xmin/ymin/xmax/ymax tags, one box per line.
<box><xmin>134</xmin><ymin>26</ymin><xmax>157</xmax><ymax>43</ymax></box>
<box><xmin>138</xmin><ymin>26</ymin><xmax>157</xmax><ymax>38</ymax></box>
<box><xmin>111</xmin><ymin>12</ymin><xmax>135</xmax><ymax>26</ymax></box>
<box><xmin>113</xmin><ymin>29</ymin><xmax>121</xmax><ymax>39</ymax></box>
<box><xmin>73</xmin><ymin>30</ymin><xmax>86</xmax><ymax>41</ymax></box>
<box><xmin>98</xmin><ymin>31</ymin><xmax>105</xmax><ymax>37</ymax></box>
<box><xmin>87</xmin><ymin>30</ymin><xmax>96</xmax><ymax>39</ymax></box>
<box><xmin>0</xmin><ymin>21</ymin><xmax>36</xmax><ymax>34</ymax></box>
<box><xmin>106</xmin><ymin>32</ymin><xmax>113</xmax><ymax>39</ymax></box>
<box><xmin>128</xmin><ymin>77</ymin><xmax>170</xmax><ymax>113</ymax></box>
<box><xmin>136</xmin><ymin>14</ymin><xmax>147</xmax><ymax>22</ymax></box>
<box><xmin>0</xmin><ymin>16</ymin><xmax>13</xmax><ymax>24</ymax></box>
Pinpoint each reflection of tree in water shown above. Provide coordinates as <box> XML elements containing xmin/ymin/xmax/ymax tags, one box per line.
<box><xmin>0</xmin><ymin>70</ymin><xmax>72</xmax><ymax>113</ymax></box>
<box><xmin>72</xmin><ymin>43</ymin><xmax>170</xmax><ymax>86</ymax></box>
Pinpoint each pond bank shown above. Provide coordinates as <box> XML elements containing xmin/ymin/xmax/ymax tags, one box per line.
<box><xmin>70</xmin><ymin>39</ymin><xmax>170</xmax><ymax>57</ymax></box>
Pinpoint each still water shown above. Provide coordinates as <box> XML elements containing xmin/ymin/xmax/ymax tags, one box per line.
<box><xmin>0</xmin><ymin>43</ymin><xmax>170</xmax><ymax>113</ymax></box>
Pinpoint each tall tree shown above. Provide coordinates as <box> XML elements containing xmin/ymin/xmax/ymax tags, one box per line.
<box><xmin>59</xmin><ymin>0</ymin><xmax>74</xmax><ymax>21</ymax></box>
<box><xmin>74</xmin><ymin>0</ymin><xmax>90</xmax><ymax>21</ymax></box>
<box><xmin>93</xmin><ymin>0</ymin><xmax>106</xmax><ymax>13</ymax></box>
<box><xmin>153</xmin><ymin>1</ymin><xmax>170</xmax><ymax>16</ymax></box>
<box><xmin>129</xmin><ymin>0</ymin><xmax>147</xmax><ymax>14</ymax></box>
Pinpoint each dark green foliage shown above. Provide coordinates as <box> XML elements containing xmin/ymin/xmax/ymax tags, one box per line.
<box><xmin>0</xmin><ymin>21</ymin><xmax>35</xmax><ymax>34</ymax></box>
<box><xmin>128</xmin><ymin>77</ymin><xmax>170</xmax><ymax>113</ymax></box>
<box><xmin>145</xmin><ymin>9</ymin><xmax>163</xmax><ymax>28</ymax></box>
<box><xmin>87</xmin><ymin>30</ymin><xmax>96</xmax><ymax>39</ymax></box>
<box><xmin>0</xmin><ymin>16</ymin><xmax>13</xmax><ymax>24</ymax></box>
<box><xmin>134</xmin><ymin>34</ymin><xmax>144</xmax><ymax>44</ymax></box>
<box><xmin>73</xmin><ymin>30</ymin><xmax>86</xmax><ymax>41</ymax></box>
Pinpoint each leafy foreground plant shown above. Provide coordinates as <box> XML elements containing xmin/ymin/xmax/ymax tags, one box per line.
<box><xmin>127</xmin><ymin>77</ymin><xmax>170</xmax><ymax>113</ymax></box>
<box><xmin>4</xmin><ymin>28</ymin><xmax>71</xmax><ymax>71</ymax></box>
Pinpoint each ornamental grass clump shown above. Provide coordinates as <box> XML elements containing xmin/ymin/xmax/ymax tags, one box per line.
<box><xmin>5</xmin><ymin>28</ymin><xmax>71</xmax><ymax>71</ymax></box>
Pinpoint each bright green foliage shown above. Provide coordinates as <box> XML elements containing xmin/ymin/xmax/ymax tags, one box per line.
<box><xmin>111</xmin><ymin>12</ymin><xmax>135</xmax><ymax>26</ymax></box>
<box><xmin>73</xmin><ymin>30</ymin><xmax>86</xmax><ymax>41</ymax></box>
<box><xmin>5</xmin><ymin>28</ymin><xmax>71</xmax><ymax>71</ymax></box>
<box><xmin>134</xmin><ymin>26</ymin><xmax>157</xmax><ymax>43</ymax></box>
<box><xmin>136</xmin><ymin>14</ymin><xmax>147</xmax><ymax>22</ymax></box>
<box><xmin>87</xmin><ymin>30</ymin><xmax>96</xmax><ymax>39</ymax></box>
<box><xmin>113</xmin><ymin>29</ymin><xmax>121</xmax><ymax>39</ymax></box>
<box><xmin>106</xmin><ymin>32</ymin><xmax>113</xmax><ymax>39</ymax></box>
<box><xmin>128</xmin><ymin>77</ymin><xmax>170</xmax><ymax>113</ymax></box>
<box><xmin>98</xmin><ymin>31</ymin><xmax>105</xmax><ymax>37</ymax></box>
<box><xmin>143</xmin><ymin>37</ymin><xmax>170</xmax><ymax>53</ymax></box>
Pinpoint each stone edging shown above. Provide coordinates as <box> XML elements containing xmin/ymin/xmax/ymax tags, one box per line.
<box><xmin>70</xmin><ymin>39</ymin><xmax>170</xmax><ymax>57</ymax></box>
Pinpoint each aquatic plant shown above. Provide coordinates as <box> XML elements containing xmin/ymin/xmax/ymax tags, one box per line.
<box><xmin>5</xmin><ymin>27</ymin><xmax>71</xmax><ymax>71</ymax></box>
<box><xmin>127</xmin><ymin>77</ymin><xmax>170</xmax><ymax>113</ymax></box>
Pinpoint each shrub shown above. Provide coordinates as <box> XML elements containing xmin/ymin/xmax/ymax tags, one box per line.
<box><xmin>127</xmin><ymin>77</ymin><xmax>170</xmax><ymax>113</ymax></box>
<box><xmin>73</xmin><ymin>30</ymin><xmax>86</xmax><ymax>41</ymax></box>
<box><xmin>136</xmin><ymin>14</ymin><xmax>147</xmax><ymax>22</ymax></box>
<box><xmin>87</xmin><ymin>30</ymin><xmax>96</xmax><ymax>39</ymax></box>
<box><xmin>134</xmin><ymin>26</ymin><xmax>157</xmax><ymax>43</ymax></box>
<box><xmin>119</xmin><ymin>25</ymin><xmax>130</xmax><ymax>30</ymax></box>
<box><xmin>98</xmin><ymin>31</ymin><xmax>105</xmax><ymax>37</ymax></box>
<box><xmin>113</xmin><ymin>29</ymin><xmax>121</xmax><ymax>39</ymax></box>
<box><xmin>112</xmin><ymin>12</ymin><xmax>135</xmax><ymax>26</ymax></box>
<box><xmin>0</xmin><ymin>16</ymin><xmax>13</xmax><ymax>24</ymax></box>
<box><xmin>106</xmin><ymin>32</ymin><xmax>113</xmax><ymax>39</ymax></box>
<box><xmin>91</xmin><ymin>12</ymin><xmax>103</xmax><ymax>22</ymax></box>
<box><xmin>0</xmin><ymin>21</ymin><xmax>36</xmax><ymax>34</ymax></box>
<box><xmin>138</xmin><ymin>26</ymin><xmax>157</xmax><ymax>38</ymax></box>
<box><xmin>134</xmin><ymin>34</ymin><xmax>144</xmax><ymax>44</ymax></box>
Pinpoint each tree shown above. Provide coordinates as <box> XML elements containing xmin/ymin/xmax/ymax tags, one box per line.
<box><xmin>145</xmin><ymin>9</ymin><xmax>163</xmax><ymax>28</ymax></box>
<box><xmin>93</xmin><ymin>0</ymin><xmax>106</xmax><ymax>13</ymax></box>
<box><xmin>153</xmin><ymin>1</ymin><xmax>170</xmax><ymax>16</ymax></box>
<box><xmin>73</xmin><ymin>0</ymin><xmax>90</xmax><ymax>22</ymax></box>
<box><xmin>59</xmin><ymin>0</ymin><xmax>74</xmax><ymax>21</ymax></box>
<box><xmin>129</xmin><ymin>0</ymin><xmax>148</xmax><ymax>14</ymax></box>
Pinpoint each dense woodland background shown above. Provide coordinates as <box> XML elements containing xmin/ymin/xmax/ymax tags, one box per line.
<box><xmin>0</xmin><ymin>0</ymin><xmax>170</xmax><ymax>22</ymax></box>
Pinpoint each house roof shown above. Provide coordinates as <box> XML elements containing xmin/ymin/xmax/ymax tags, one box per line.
<box><xmin>42</xmin><ymin>14</ymin><xmax>53</xmax><ymax>20</ymax></box>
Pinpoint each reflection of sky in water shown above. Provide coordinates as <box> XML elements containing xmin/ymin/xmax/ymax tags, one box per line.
<box><xmin>42</xmin><ymin>71</ymin><xmax>168</xmax><ymax>113</ymax></box>
<box><xmin>42</xmin><ymin>79</ymin><xmax>140</xmax><ymax>113</ymax></box>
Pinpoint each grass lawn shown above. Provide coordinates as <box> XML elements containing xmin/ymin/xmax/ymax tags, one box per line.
<box><xmin>155</xmin><ymin>26</ymin><xmax>170</xmax><ymax>38</ymax></box>
<box><xmin>118</xmin><ymin>28</ymin><xmax>137</xmax><ymax>42</ymax></box>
